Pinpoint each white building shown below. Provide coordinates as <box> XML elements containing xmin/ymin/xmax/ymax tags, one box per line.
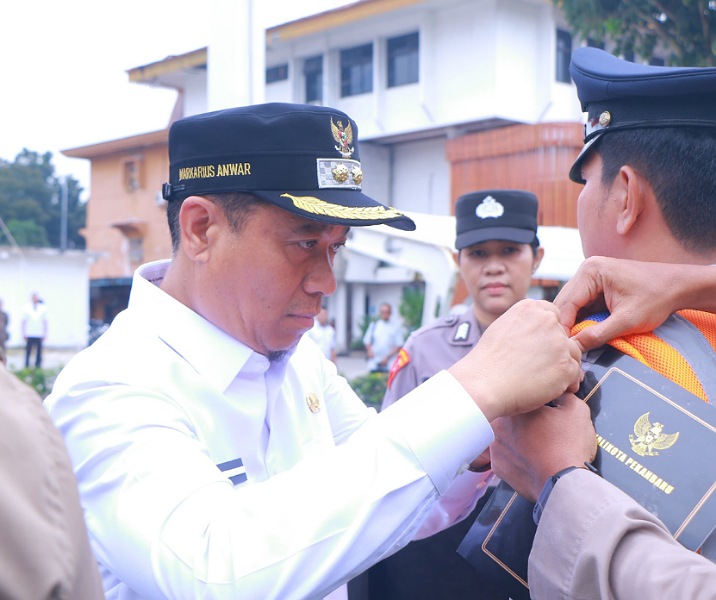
<box><xmin>98</xmin><ymin>0</ymin><xmax>590</xmax><ymax>350</ymax></box>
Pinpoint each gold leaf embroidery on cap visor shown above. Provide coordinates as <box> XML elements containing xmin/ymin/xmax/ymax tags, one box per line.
<box><xmin>281</xmin><ymin>193</ymin><xmax>405</xmax><ymax>221</ymax></box>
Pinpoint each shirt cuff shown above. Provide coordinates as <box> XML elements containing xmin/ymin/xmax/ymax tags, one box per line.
<box><xmin>379</xmin><ymin>370</ymin><xmax>494</xmax><ymax>494</ymax></box>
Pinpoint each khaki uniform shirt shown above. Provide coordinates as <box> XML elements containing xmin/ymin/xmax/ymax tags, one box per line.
<box><xmin>0</xmin><ymin>365</ymin><xmax>103</xmax><ymax>600</ymax></box>
<box><xmin>382</xmin><ymin>309</ymin><xmax>483</xmax><ymax>410</ymax></box>
<box><xmin>530</xmin><ymin>469</ymin><xmax>716</xmax><ymax>600</ymax></box>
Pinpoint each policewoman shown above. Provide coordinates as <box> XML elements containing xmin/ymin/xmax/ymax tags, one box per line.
<box><xmin>383</xmin><ymin>190</ymin><xmax>544</xmax><ymax>410</ymax></box>
<box><xmin>46</xmin><ymin>103</ymin><xmax>582</xmax><ymax>600</ymax></box>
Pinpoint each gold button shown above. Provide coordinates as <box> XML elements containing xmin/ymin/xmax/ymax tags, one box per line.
<box><xmin>306</xmin><ymin>393</ymin><xmax>321</xmax><ymax>413</ymax></box>
<box><xmin>599</xmin><ymin>111</ymin><xmax>611</xmax><ymax>127</ymax></box>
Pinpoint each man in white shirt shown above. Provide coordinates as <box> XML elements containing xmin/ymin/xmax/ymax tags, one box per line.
<box><xmin>308</xmin><ymin>307</ymin><xmax>337</xmax><ymax>363</ymax></box>
<box><xmin>46</xmin><ymin>102</ymin><xmax>582</xmax><ymax>600</ymax></box>
<box><xmin>363</xmin><ymin>303</ymin><xmax>404</xmax><ymax>373</ymax></box>
<box><xmin>22</xmin><ymin>292</ymin><xmax>47</xmax><ymax>368</ymax></box>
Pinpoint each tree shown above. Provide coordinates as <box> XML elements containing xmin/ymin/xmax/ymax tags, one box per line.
<box><xmin>0</xmin><ymin>149</ymin><xmax>86</xmax><ymax>249</ymax></box>
<box><xmin>399</xmin><ymin>284</ymin><xmax>425</xmax><ymax>333</ymax></box>
<box><xmin>554</xmin><ymin>0</ymin><xmax>716</xmax><ymax>66</ymax></box>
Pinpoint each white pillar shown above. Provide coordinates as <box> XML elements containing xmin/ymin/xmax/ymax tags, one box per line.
<box><xmin>208</xmin><ymin>0</ymin><xmax>266</xmax><ymax>111</ymax></box>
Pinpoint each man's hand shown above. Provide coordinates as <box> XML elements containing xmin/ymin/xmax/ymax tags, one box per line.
<box><xmin>448</xmin><ymin>299</ymin><xmax>583</xmax><ymax>421</ymax></box>
<box><xmin>554</xmin><ymin>257</ymin><xmax>716</xmax><ymax>352</ymax></box>
<box><xmin>490</xmin><ymin>394</ymin><xmax>597</xmax><ymax>501</ymax></box>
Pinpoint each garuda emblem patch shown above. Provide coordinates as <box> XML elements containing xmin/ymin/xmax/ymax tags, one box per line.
<box><xmin>331</xmin><ymin>117</ymin><xmax>354</xmax><ymax>158</ymax></box>
<box><xmin>629</xmin><ymin>412</ymin><xmax>679</xmax><ymax>457</ymax></box>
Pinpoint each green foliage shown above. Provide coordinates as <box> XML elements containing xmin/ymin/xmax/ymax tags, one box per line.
<box><xmin>399</xmin><ymin>284</ymin><xmax>425</xmax><ymax>333</ymax></box>
<box><xmin>5</xmin><ymin>219</ymin><xmax>49</xmax><ymax>247</ymax></box>
<box><xmin>11</xmin><ymin>366</ymin><xmax>61</xmax><ymax>399</ymax></box>
<box><xmin>349</xmin><ymin>371</ymin><xmax>388</xmax><ymax>409</ymax></box>
<box><xmin>554</xmin><ymin>0</ymin><xmax>716</xmax><ymax>66</ymax></box>
<box><xmin>0</xmin><ymin>149</ymin><xmax>86</xmax><ymax>249</ymax></box>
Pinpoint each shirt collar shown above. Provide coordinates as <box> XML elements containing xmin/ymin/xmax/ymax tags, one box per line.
<box><xmin>130</xmin><ymin>260</ymin><xmax>264</xmax><ymax>392</ymax></box>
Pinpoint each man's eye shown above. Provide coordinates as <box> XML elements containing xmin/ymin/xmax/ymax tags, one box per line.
<box><xmin>298</xmin><ymin>240</ymin><xmax>317</xmax><ymax>249</ymax></box>
<box><xmin>332</xmin><ymin>241</ymin><xmax>347</xmax><ymax>252</ymax></box>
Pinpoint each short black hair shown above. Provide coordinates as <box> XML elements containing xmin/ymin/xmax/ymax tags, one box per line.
<box><xmin>596</xmin><ymin>127</ymin><xmax>716</xmax><ymax>255</ymax></box>
<box><xmin>166</xmin><ymin>192</ymin><xmax>266</xmax><ymax>253</ymax></box>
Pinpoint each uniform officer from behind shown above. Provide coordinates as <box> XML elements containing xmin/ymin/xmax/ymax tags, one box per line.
<box><xmin>46</xmin><ymin>103</ymin><xmax>582</xmax><ymax>600</ymax></box>
<box><xmin>366</xmin><ymin>190</ymin><xmax>542</xmax><ymax>599</ymax></box>
<box><xmin>489</xmin><ymin>48</ymin><xmax>716</xmax><ymax>600</ymax></box>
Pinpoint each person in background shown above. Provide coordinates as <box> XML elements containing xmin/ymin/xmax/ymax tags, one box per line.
<box><xmin>46</xmin><ymin>102</ymin><xmax>583</xmax><ymax>600</ymax></box>
<box><xmin>490</xmin><ymin>48</ymin><xmax>716</xmax><ymax>600</ymax></box>
<box><xmin>362</xmin><ymin>302</ymin><xmax>404</xmax><ymax>373</ymax></box>
<box><xmin>0</xmin><ymin>298</ymin><xmax>8</xmax><ymax>364</ymax></box>
<box><xmin>308</xmin><ymin>306</ymin><xmax>338</xmax><ymax>363</ymax></box>
<box><xmin>22</xmin><ymin>292</ymin><xmax>47</xmax><ymax>368</ymax></box>
<box><xmin>366</xmin><ymin>189</ymin><xmax>543</xmax><ymax>599</ymax></box>
<box><xmin>0</xmin><ymin>360</ymin><xmax>103</xmax><ymax>599</ymax></box>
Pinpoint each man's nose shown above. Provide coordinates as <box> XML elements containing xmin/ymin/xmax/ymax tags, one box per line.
<box><xmin>305</xmin><ymin>255</ymin><xmax>337</xmax><ymax>296</ymax></box>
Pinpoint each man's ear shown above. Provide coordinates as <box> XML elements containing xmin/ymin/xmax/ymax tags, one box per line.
<box><xmin>615</xmin><ymin>165</ymin><xmax>647</xmax><ymax>236</ymax></box>
<box><xmin>178</xmin><ymin>196</ymin><xmax>219</xmax><ymax>261</ymax></box>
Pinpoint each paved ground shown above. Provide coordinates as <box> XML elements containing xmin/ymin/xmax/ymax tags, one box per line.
<box><xmin>6</xmin><ymin>346</ymin><xmax>371</xmax><ymax>381</ymax></box>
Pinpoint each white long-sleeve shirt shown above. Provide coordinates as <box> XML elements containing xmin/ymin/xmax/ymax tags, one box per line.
<box><xmin>46</xmin><ymin>259</ymin><xmax>493</xmax><ymax>600</ymax></box>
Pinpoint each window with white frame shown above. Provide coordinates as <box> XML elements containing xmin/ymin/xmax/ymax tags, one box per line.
<box><xmin>340</xmin><ymin>43</ymin><xmax>373</xmax><ymax>97</ymax></box>
<box><xmin>123</xmin><ymin>158</ymin><xmax>142</xmax><ymax>193</ymax></box>
<box><xmin>266</xmin><ymin>64</ymin><xmax>289</xmax><ymax>84</ymax></box>
<box><xmin>128</xmin><ymin>237</ymin><xmax>144</xmax><ymax>265</ymax></box>
<box><xmin>387</xmin><ymin>32</ymin><xmax>419</xmax><ymax>87</ymax></box>
<box><xmin>556</xmin><ymin>29</ymin><xmax>572</xmax><ymax>83</ymax></box>
<box><xmin>304</xmin><ymin>55</ymin><xmax>323</xmax><ymax>103</ymax></box>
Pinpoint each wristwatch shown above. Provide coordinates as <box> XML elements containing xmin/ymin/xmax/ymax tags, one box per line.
<box><xmin>532</xmin><ymin>466</ymin><xmax>582</xmax><ymax>525</ymax></box>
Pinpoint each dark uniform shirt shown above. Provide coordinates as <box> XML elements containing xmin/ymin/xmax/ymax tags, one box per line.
<box><xmin>359</xmin><ymin>309</ymin><xmax>509</xmax><ymax>600</ymax></box>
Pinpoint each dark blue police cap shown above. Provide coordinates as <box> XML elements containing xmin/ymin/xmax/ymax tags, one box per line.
<box><xmin>162</xmin><ymin>103</ymin><xmax>415</xmax><ymax>231</ymax></box>
<box><xmin>569</xmin><ymin>47</ymin><xmax>716</xmax><ymax>182</ymax></box>
<box><xmin>455</xmin><ymin>190</ymin><xmax>539</xmax><ymax>250</ymax></box>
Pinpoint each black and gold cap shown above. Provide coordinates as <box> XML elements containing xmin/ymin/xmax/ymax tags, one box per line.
<box><xmin>162</xmin><ymin>102</ymin><xmax>415</xmax><ymax>231</ymax></box>
<box><xmin>569</xmin><ymin>48</ymin><xmax>716</xmax><ymax>183</ymax></box>
<box><xmin>455</xmin><ymin>189</ymin><xmax>539</xmax><ymax>250</ymax></box>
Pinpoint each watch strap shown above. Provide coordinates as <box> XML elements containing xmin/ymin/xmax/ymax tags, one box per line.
<box><xmin>533</xmin><ymin>466</ymin><xmax>582</xmax><ymax>525</ymax></box>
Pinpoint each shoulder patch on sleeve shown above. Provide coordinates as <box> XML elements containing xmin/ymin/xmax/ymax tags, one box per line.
<box><xmin>453</xmin><ymin>321</ymin><xmax>471</xmax><ymax>341</ymax></box>
<box><xmin>387</xmin><ymin>348</ymin><xmax>410</xmax><ymax>389</ymax></box>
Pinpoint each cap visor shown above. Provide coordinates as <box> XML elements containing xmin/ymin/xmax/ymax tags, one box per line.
<box><xmin>250</xmin><ymin>189</ymin><xmax>416</xmax><ymax>231</ymax></box>
<box><xmin>569</xmin><ymin>136</ymin><xmax>600</xmax><ymax>183</ymax></box>
<box><xmin>456</xmin><ymin>227</ymin><xmax>535</xmax><ymax>250</ymax></box>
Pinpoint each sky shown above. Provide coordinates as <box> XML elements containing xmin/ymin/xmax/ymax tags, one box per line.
<box><xmin>0</xmin><ymin>0</ymin><xmax>354</xmax><ymax>200</ymax></box>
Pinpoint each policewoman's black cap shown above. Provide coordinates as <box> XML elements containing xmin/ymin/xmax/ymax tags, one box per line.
<box><xmin>455</xmin><ymin>190</ymin><xmax>539</xmax><ymax>250</ymax></box>
<box><xmin>162</xmin><ymin>102</ymin><xmax>415</xmax><ymax>231</ymax></box>
<box><xmin>569</xmin><ymin>47</ymin><xmax>716</xmax><ymax>183</ymax></box>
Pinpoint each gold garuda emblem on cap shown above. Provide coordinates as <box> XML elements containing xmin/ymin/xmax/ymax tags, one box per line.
<box><xmin>629</xmin><ymin>412</ymin><xmax>679</xmax><ymax>457</ymax></box>
<box><xmin>331</xmin><ymin>117</ymin><xmax>354</xmax><ymax>158</ymax></box>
